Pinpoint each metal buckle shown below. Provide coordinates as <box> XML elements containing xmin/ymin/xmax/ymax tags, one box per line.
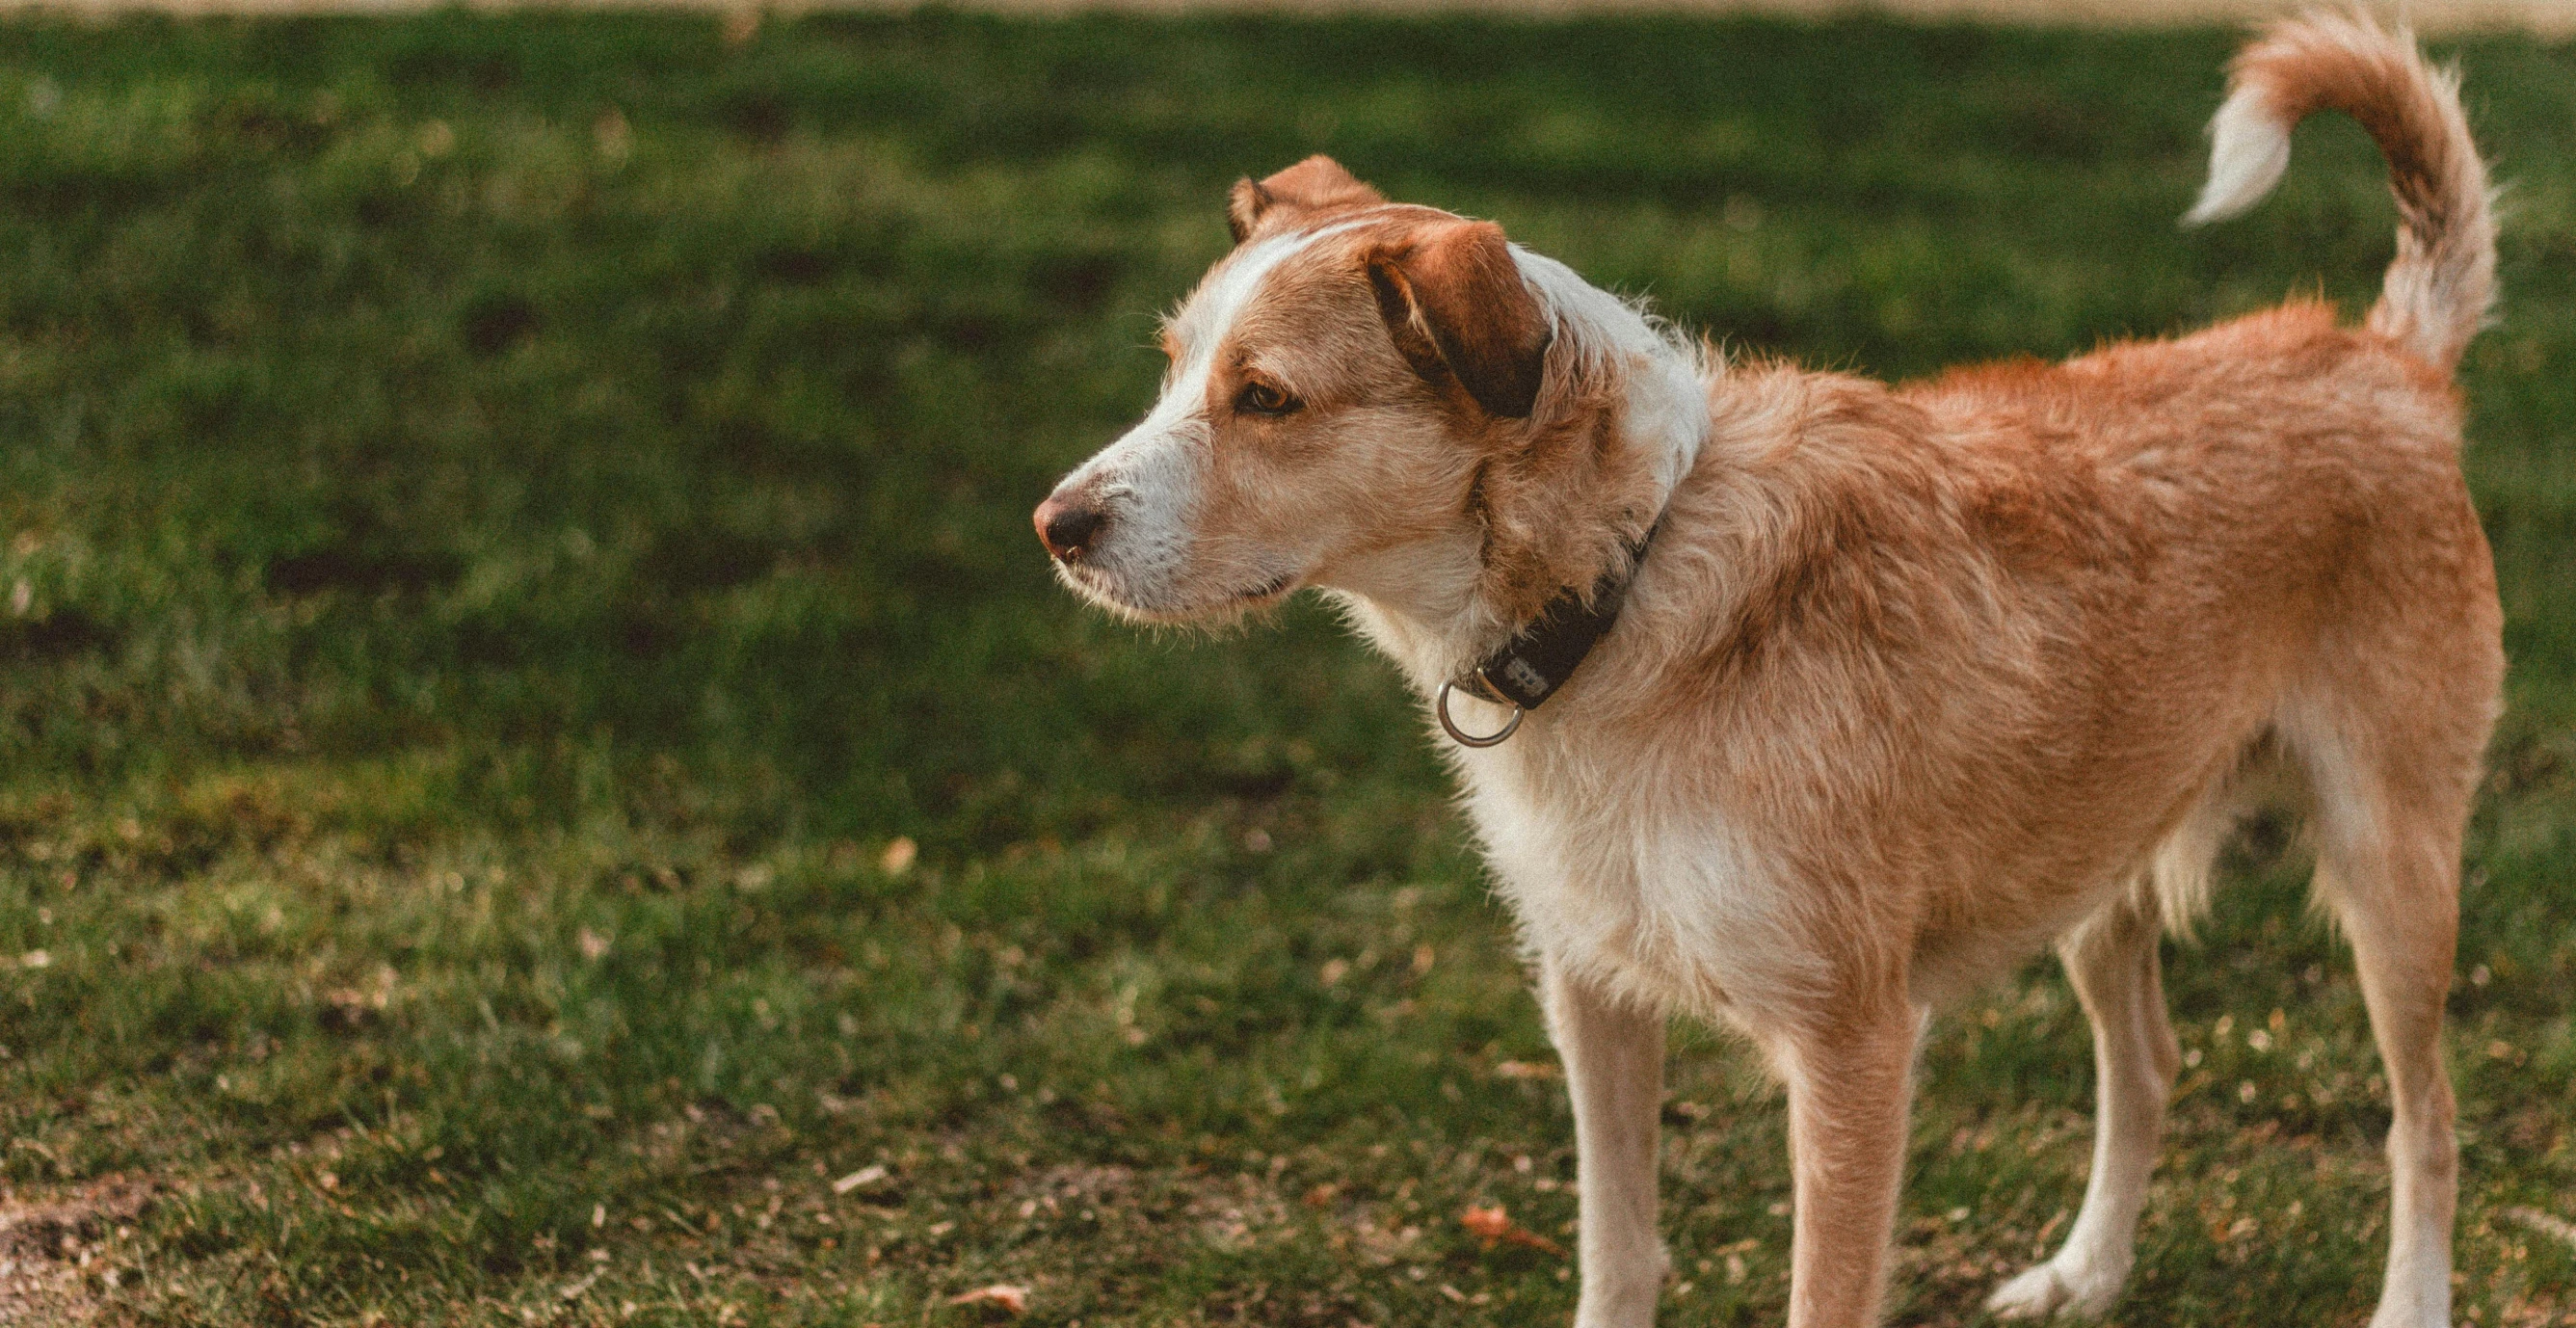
<box><xmin>1436</xmin><ymin>676</ymin><xmax>1523</xmax><ymax>748</ymax></box>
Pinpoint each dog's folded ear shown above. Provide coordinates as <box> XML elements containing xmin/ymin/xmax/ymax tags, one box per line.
<box><xmin>1228</xmin><ymin>155</ymin><xmax>1385</xmax><ymax>245</ymax></box>
<box><xmin>1365</xmin><ymin>220</ymin><xmax>1553</xmax><ymax>420</ymax></box>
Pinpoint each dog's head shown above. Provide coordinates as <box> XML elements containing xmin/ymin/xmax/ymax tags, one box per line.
<box><xmin>1035</xmin><ymin>156</ymin><xmax>1694</xmax><ymax>634</ymax></box>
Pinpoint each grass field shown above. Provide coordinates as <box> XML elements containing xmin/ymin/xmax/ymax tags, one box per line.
<box><xmin>0</xmin><ymin>11</ymin><xmax>2571</xmax><ymax>1325</ymax></box>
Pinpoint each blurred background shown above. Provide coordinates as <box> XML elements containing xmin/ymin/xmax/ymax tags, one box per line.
<box><xmin>7</xmin><ymin>0</ymin><xmax>2576</xmax><ymax>32</ymax></box>
<box><xmin>0</xmin><ymin>2</ymin><xmax>2569</xmax><ymax>1324</ymax></box>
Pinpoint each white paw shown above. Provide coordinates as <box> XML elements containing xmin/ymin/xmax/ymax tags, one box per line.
<box><xmin>2365</xmin><ymin>1295</ymin><xmax>2452</xmax><ymax>1328</ymax></box>
<box><xmin>1984</xmin><ymin>1259</ymin><xmax>2121</xmax><ymax>1320</ymax></box>
<box><xmin>1569</xmin><ymin>1245</ymin><xmax>1669</xmax><ymax>1328</ymax></box>
<box><xmin>2362</xmin><ymin>1256</ymin><xmax>2452</xmax><ymax>1328</ymax></box>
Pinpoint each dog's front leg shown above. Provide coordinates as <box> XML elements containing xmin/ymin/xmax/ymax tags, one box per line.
<box><xmin>1779</xmin><ymin>1001</ymin><xmax>1920</xmax><ymax>1328</ymax></box>
<box><xmin>1541</xmin><ymin>959</ymin><xmax>1668</xmax><ymax>1328</ymax></box>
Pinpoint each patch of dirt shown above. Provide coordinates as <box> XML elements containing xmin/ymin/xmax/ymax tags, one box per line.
<box><xmin>996</xmin><ymin>1162</ymin><xmax>1303</xmax><ymax>1255</ymax></box>
<box><xmin>0</xmin><ymin>1178</ymin><xmax>150</xmax><ymax>1326</ymax></box>
<box><xmin>1180</xmin><ymin>1171</ymin><xmax>1294</xmax><ymax>1254</ymax></box>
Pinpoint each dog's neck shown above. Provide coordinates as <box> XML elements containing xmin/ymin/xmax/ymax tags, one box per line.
<box><xmin>1326</xmin><ymin>253</ymin><xmax>1711</xmax><ymax>702</ymax></box>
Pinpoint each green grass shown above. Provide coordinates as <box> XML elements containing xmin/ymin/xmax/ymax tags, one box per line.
<box><xmin>0</xmin><ymin>10</ymin><xmax>2571</xmax><ymax>1325</ymax></box>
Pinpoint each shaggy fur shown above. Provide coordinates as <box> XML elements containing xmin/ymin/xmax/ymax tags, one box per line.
<box><xmin>1034</xmin><ymin>13</ymin><xmax>2503</xmax><ymax>1327</ymax></box>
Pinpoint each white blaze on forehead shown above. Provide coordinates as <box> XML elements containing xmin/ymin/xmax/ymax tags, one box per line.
<box><xmin>1080</xmin><ymin>226</ymin><xmax>1343</xmax><ymax>473</ymax></box>
<box><xmin>1068</xmin><ymin>220</ymin><xmax>1366</xmax><ymax>491</ymax></box>
<box><xmin>1165</xmin><ymin>220</ymin><xmax>1369</xmax><ymax>388</ymax></box>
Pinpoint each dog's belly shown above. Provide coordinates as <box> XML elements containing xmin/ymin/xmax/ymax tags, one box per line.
<box><xmin>1460</xmin><ymin>763</ymin><xmax>1824</xmax><ymax>1028</ymax></box>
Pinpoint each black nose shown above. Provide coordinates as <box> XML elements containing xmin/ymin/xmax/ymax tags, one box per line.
<box><xmin>1034</xmin><ymin>493</ymin><xmax>1107</xmax><ymax>561</ymax></box>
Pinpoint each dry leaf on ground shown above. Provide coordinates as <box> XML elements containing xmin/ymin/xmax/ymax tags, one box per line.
<box><xmin>1461</xmin><ymin>1204</ymin><xmax>1566</xmax><ymax>1256</ymax></box>
<box><xmin>947</xmin><ymin>1285</ymin><xmax>1030</xmax><ymax>1315</ymax></box>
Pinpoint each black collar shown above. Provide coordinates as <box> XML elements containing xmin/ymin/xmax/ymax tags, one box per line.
<box><xmin>1439</xmin><ymin>518</ymin><xmax>1661</xmax><ymax>745</ymax></box>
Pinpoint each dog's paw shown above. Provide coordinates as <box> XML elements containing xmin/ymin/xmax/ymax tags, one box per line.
<box><xmin>1984</xmin><ymin>1260</ymin><xmax>2121</xmax><ymax>1320</ymax></box>
<box><xmin>2364</xmin><ymin>1288</ymin><xmax>2453</xmax><ymax>1328</ymax></box>
<box><xmin>1985</xmin><ymin>1263</ymin><xmax>2074</xmax><ymax>1320</ymax></box>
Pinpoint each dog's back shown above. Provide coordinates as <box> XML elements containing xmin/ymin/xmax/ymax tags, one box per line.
<box><xmin>1898</xmin><ymin>8</ymin><xmax>2506</xmax><ymax>952</ymax></box>
<box><xmin>1693</xmin><ymin>12</ymin><xmax>2509</xmax><ymax>979</ymax></box>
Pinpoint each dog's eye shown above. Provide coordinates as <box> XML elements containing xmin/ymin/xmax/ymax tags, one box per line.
<box><xmin>1235</xmin><ymin>381</ymin><xmax>1299</xmax><ymax>416</ymax></box>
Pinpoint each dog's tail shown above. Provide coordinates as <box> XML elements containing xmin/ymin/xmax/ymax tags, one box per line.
<box><xmin>2184</xmin><ymin>11</ymin><xmax>2496</xmax><ymax>371</ymax></box>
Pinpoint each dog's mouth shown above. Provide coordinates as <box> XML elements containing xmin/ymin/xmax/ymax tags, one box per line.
<box><xmin>1228</xmin><ymin>571</ymin><xmax>1299</xmax><ymax>604</ymax></box>
<box><xmin>1055</xmin><ymin>560</ymin><xmax>1303</xmax><ymax>620</ymax></box>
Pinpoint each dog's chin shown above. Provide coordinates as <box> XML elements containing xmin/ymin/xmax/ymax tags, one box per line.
<box><xmin>1054</xmin><ymin>561</ymin><xmax>1302</xmax><ymax>625</ymax></box>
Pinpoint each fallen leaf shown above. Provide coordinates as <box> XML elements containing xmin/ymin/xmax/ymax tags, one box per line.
<box><xmin>1461</xmin><ymin>1204</ymin><xmax>1566</xmax><ymax>1257</ymax></box>
<box><xmin>946</xmin><ymin>1285</ymin><xmax>1029</xmax><ymax>1315</ymax></box>
<box><xmin>559</xmin><ymin>1269</ymin><xmax>601</xmax><ymax>1303</ymax></box>
<box><xmin>880</xmin><ymin>837</ymin><xmax>918</xmax><ymax>875</ymax></box>
<box><xmin>833</xmin><ymin>1164</ymin><xmax>889</xmax><ymax>1195</ymax></box>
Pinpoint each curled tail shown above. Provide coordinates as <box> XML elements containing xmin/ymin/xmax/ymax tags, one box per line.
<box><xmin>2185</xmin><ymin>11</ymin><xmax>2497</xmax><ymax>371</ymax></box>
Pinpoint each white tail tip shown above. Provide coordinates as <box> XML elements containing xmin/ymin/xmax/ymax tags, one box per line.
<box><xmin>2183</xmin><ymin>87</ymin><xmax>2294</xmax><ymax>226</ymax></box>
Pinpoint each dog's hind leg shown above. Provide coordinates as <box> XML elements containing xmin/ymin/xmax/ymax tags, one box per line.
<box><xmin>1986</xmin><ymin>887</ymin><xmax>2181</xmax><ymax>1319</ymax></box>
<box><xmin>2322</xmin><ymin>841</ymin><xmax>2460</xmax><ymax>1328</ymax></box>
<box><xmin>1541</xmin><ymin>959</ymin><xmax>1670</xmax><ymax>1328</ymax></box>
<box><xmin>2300</xmin><ymin>730</ymin><xmax>2477</xmax><ymax>1328</ymax></box>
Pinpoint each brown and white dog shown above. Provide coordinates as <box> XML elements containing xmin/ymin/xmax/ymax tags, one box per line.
<box><xmin>1034</xmin><ymin>14</ymin><xmax>2500</xmax><ymax>1327</ymax></box>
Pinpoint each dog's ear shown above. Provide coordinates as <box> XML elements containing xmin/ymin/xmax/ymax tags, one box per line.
<box><xmin>1365</xmin><ymin>220</ymin><xmax>1553</xmax><ymax>419</ymax></box>
<box><xmin>1228</xmin><ymin>155</ymin><xmax>1384</xmax><ymax>245</ymax></box>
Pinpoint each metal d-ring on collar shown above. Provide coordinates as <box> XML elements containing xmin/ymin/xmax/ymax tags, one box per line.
<box><xmin>1436</xmin><ymin>518</ymin><xmax>1664</xmax><ymax>750</ymax></box>
<box><xmin>1435</xmin><ymin>677</ymin><xmax>1523</xmax><ymax>748</ymax></box>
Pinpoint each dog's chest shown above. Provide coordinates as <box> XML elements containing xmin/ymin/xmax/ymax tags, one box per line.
<box><xmin>1454</xmin><ymin>744</ymin><xmax>1819</xmax><ymax>1023</ymax></box>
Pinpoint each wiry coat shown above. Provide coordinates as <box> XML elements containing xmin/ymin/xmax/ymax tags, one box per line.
<box><xmin>1035</xmin><ymin>13</ymin><xmax>2503</xmax><ymax>1328</ymax></box>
